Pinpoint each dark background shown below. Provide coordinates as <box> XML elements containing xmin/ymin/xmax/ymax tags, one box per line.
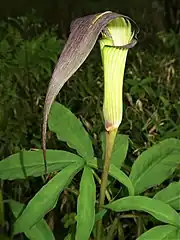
<box><xmin>0</xmin><ymin>0</ymin><xmax>180</xmax><ymax>35</ymax></box>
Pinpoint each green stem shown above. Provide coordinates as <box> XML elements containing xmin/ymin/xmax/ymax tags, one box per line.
<box><xmin>96</xmin><ymin>128</ymin><xmax>117</xmax><ymax>240</ymax></box>
<box><xmin>92</xmin><ymin>169</ymin><xmax>112</xmax><ymax>202</ymax></box>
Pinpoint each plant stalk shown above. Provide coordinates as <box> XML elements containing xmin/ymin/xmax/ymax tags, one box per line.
<box><xmin>96</xmin><ymin>128</ymin><xmax>118</xmax><ymax>240</ymax></box>
<box><xmin>92</xmin><ymin>169</ymin><xmax>112</xmax><ymax>202</ymax></box>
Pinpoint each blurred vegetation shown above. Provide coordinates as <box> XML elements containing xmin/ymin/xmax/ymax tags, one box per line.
<box><xmin>0</xmin><ymin>0</ymin><xmax>180</xmax><ymax>239</ymax></box>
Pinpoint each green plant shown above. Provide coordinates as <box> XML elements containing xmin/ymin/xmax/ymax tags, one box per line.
<box><xmin>1</xmin><ymin>11</ymin><xmax>180</xmax><ymax>240</ymax></box>
<box><xmin>41</xmin><ymin>12</ymin><xmax>139</xmax><ymax>239</ymax></box>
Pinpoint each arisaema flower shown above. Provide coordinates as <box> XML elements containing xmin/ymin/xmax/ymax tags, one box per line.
<box><xmin>100</xmin><ymin>17</ymin><xmax>135</xmax><ymax>131</ymax></box>
<box><xmin>42</xmin><ymin>11</ymin><xmax>139</xmax><ymax>165</ymax></box>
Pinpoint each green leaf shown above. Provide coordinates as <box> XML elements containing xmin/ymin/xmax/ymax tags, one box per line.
<box><xmin>87</xmin><ymin>158</ymin><xmax>134</xmax><ymax>196</ymax></box>
<box><xmin>105</xmin><ymin>196</ymin><xmax>180</xmax><ymax>227</ymax></box>
<box><xmin>154</xmin><ymin>181</ymin><xmax>180</xmax><ymax>210</ymax></box>
<box><xmin>8</xmin><ymin>200</ymin><xmax>25</xmax><ymax>219</ymax></box>
<box><xmin>76</xmin><ymin>166</ymin><xmax>96</xmax><ymax>240</ymax></box>
<box><xmin>95</xmin><ymin>209</ymin><xmax>107</xmax><ymax>222</ymax></box>
<box><xmin>14</xmin><ymin>162</ymin><xmax>83</xmax><ymax>233</ymax></box>
<box><xmin>129</xmin><ymin>138</ymin><xmax>180</xmax><ymax>195</ymax></box>
<box><xmin>9</xmin><ymin>200</ymin><xmax>55</xmax><ymax>240</ymax></box>
<box><xmin>48</xmin><ymin>102</ymin><xmax>94</xmax><ymax>160</ymax></box>
<box><xmin>137</xmin><ymin>225</ymin><xmax>180</xmax><ymax>240</ymax></box>
<box><xmin>109</xmin><ymin>164</ymin><xmax>134</xmax><ymax>196</ymax></box>
<box><xmin>0</xmin><ymin>150</ymin><xmax>84</xmax><ymax>180</ymax></box>
<box><xmin>100</xmin><ymin>132</ymin><xmax>129</xmax><ymax>168</ymax></box>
